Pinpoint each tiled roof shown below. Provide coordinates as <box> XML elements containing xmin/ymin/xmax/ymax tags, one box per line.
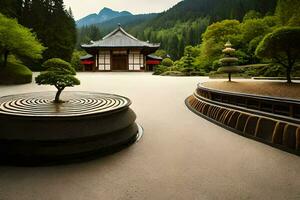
<box><xmin>81</xmin><ymin>25</ymin><xmax>160</xmax><ymax>48</ymax></box>
<box><xmin>80</xmin><ymin>54</ymin><xmax>93</xmax><ymax>60</ymax></box>
<box><xmin>147</xmin><ymin>54</ymin><xmax>163</xmax><ymax>60</ymax></box>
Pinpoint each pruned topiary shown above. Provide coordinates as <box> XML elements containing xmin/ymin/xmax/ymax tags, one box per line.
<box><xmin>218</xmin><ymin>41</ymin><xmax>240</xmax><ymax>81</ymax></box>
<box><xmin>36</xmin><ymin>58</ymin><xmax>80</xmax><ymax>103</ymax></box>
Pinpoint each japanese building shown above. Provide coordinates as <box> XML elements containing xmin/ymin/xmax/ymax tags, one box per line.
<box><xmin>81</xmin><ymin>25</ymin><xmax>160</xmax><ymax>72</ymax></box>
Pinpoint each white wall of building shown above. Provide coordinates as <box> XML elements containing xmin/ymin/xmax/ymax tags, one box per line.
<box><xmin>129</xmin><ymin>51</ymin><xmax>144</xmax><ymax>71</ymax></box>
<box><xmin>98</xmin><ymin>51</ymin><xmax>111</xmax><ymax>70</ymax></box>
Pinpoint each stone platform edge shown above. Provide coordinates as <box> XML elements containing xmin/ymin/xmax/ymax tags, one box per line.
<box><xmin>185</xmin><ymin>83</ymin><xmax>300</xmax><ymax>156</ymax></box>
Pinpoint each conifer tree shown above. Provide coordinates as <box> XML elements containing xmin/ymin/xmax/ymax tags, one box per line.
<box><xmin>218</xmin><ymin>41</ymin><xmax>240</xmax><ymax>82</ymax></box>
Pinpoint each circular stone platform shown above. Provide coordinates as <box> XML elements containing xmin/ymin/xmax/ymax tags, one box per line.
<box><xmin>0</xmin><ymin>92</ymin><xmax>142</xmax><ymax>165</ymax></box>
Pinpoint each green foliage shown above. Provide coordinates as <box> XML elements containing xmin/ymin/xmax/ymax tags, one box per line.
<box><xmin>75</xmin><ymin>0</ymin><xmax>277</xmax><ymax>60</ymax></box>
<box><xmin>153</xmin><ymin>65</ymin><xmax>169</xmax><ymax>75</ymax></box>
<box><xmin>42</xmin><ymin>58</ymin><xmax>76</xmax><ymax>74</ymax></box>
<box><xmin>241</xmin><ymin>19</ymin><xmax>271</xmax><ymax>42</ymax></box>
<box><xmin>154</xmin><ymin>50</ymin><xmax>168</xmax><ymax>59</ymax></box>
<box><xmin>1</xmin><ymin>0</ymin><xmax>77</xmax><ymax>63</ymax></box>
<box><xmin>160</xmin><ymin>71</ymin><xmax>185</xmax><ymax>76</ymax></box>
<box><xmin>36</xmin><ymin>58</ymin><xmax>80</xmax><ymax>102</ymax></box>
<box><xmin>217</xmin><ymin>41</ymin><xmax>240</xmax><ymax>81</ymax></box>
<box><xmin>76</xmin><ymin>25</ymin><xmax>102</xmax><ymax>49</ymax></box>
<box><xmin>255</xmin><ymin>27</ymin><xmax>300</xmax><ymax>82</ymax></box>
<box><xmin>145</xmin><ymin>0</ymin><xmax>277</xmax><ymax>30</ymax></box>
<box><xmin>0</xmin><ymin>0</ymin><xmax>21</xmax><ymax>18</ymax></box>
<box><xmin>133</xmin><ymin>18</ymin><xmax>210</xmax><ymax>59</ymax></box>
<box><xmin>196</xmin><ymin>20</ymin><xmax>241</xmax><ymax>71</ymax></box>
<box><xmin>275</xmin><ymin>0</ymin><xmax>300</xmax><ymax>25</ymax></box>
<box><xmin>243</xmin><ymin>10</ymin><xmax>262</xmax><ymax>21</ymax></box>
<box><xmin>255</xmin><ymin>27</ymin><xmax>300</xmax><ymax>61</ymax></box>
<box><xmin>0</xmin><ymin>13</ymin><xmax>45</xmax><ymax>67</ymax></box>
<box><xmin>194</xmin><ymin>13</ymin><xmax>280</xmax><ymax>73</ymax></box>
<box><xmin>71</xmin><ymin>50</ymin><xmax>86</xmax><ymax>71</ymax></box>
<box><xmin>212</xmin><ymin>60</ymin><xmax>222</xmax><ymax>71</ymax></box>
<box><xmin>161</xmin><ymin>58</ymin><xmax>174</xmax><ymax>67</ymax></box>
<box><xmin>179</xmin><ymin>46</ymin><xmax>197</xmax><ymax>75</ymax></box>
<box><xmin>0</xmin><ymin>60</ymin><xmax>32</xmax><ymax>84</ymax></box>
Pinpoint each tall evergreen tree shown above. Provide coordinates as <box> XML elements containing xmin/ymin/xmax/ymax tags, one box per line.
<box><xmin>0</xmin><ymin>0</ymin><xmax>76</xmax><ymax>65</ymax></box>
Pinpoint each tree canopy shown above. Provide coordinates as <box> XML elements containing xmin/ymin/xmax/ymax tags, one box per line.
<box><xmin>36</xmin><ymin>58</ymin><xmax>80</xmax><ymax>103</ymax></box>
<box><xmin>0</xmin><ymin>13</ymin><xmax>45</xmax><ymax>67</ymax></box>
<box><xmin>0</xmin><ymin>0</ymin><xmax>76</xmax><ymax>66</ymax></box>
<box><xmin>275</xmin><ymin>0</ymin><xmax>300</xmax><ymax>26</ymax></box>
<box><xmin>255</xmin><ymin>27</ymin><xmax>300</xmax><ymax>83</ymax></box>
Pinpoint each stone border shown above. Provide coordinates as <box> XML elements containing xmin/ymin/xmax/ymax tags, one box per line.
<box><xmin>197</xmin><ymin>83</ymin><xmax>300</xmax><ymax>121</ymax></box>
<box><xmin>252</xmin><ymin>77</ymin><xmax>300</xmax><ymax>80</ymax></box>
<box><xmin>185</xmin><ymin>83</ymin><xmax>300</xmax><ymax>156</ymax></box>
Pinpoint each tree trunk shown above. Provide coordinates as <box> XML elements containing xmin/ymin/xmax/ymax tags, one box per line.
<box><xmin>3</xmin><ymin>50</ymin><xmax>9</xmax><ymax>68</ymax></box>
<box><xmin>286</xmin><ymin>66</ymin><xmax>292</xmax><ymax>83</ymax></box>
<box><xmin>228</xmin><ymin>73</ymin><xmax>232</xmax><ymax>82</ymax></box>
<box><xmin>54</xmin><ymin>88</ymin><xmax>64</xmax><ymax>103</ymax></box>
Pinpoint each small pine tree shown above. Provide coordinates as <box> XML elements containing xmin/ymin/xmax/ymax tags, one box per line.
<box><xmin>36</xmin><ymin>58</ymin><xmax>80</xmax><ymax>103</ymax></box>
<box><xmin>218</xmin><ymin>41</ymin><xmax>240</xmax><ymax>81</ymax></box>
<box><xmin>181</xmin><ymin>46</ymin><xmax>195</xmax><ymax>75</ymax></box>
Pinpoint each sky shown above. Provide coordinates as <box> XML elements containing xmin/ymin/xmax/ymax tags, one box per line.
<box><xmin>64</xmin><ymin>0</ymin><xmax>182</xmax><ymax>20</ymax></box>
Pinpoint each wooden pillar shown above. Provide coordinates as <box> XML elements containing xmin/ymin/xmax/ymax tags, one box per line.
<box><xmin>96</xmin><ymin>51</ymin><xmax>99</xmax><ymax>71</ymax></box>
<box><xmin>110</xmin><ymin>50</ymin><xmax>113</xmax><ymax>71</ymax></box>
<box><xmin>144</xmin><ymin>55</ymin><xmax>146</xmax><ymax>72</ymax></box>
<box><xmin>127</xmin><ymin>49</ymin><xmax>130</xmax><ymax>71</ymax></box>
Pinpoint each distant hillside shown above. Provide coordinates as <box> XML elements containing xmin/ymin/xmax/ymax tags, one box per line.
<box><xmin>146</xmin><ymin>0</ymin><xmax>278</xmax><ymax>29</ymax></box>
<box><xmin>77</xmin><ymin>0</ymin><xmax>278</xmax><ymax>59</ymax></box>
<box><xmin>95</xmin><ymin>13</ymin><xmax>158</xmax><ymax>35</ymax></box>
<box><xmin>76</xmin><ymin>7</ymin><xmax>132</xmax><ymax>27</ymax></box>
<box><xmin>127</xmin><ymin>0</ymin><xmax>278</xmax><ymax>58</ymax></box>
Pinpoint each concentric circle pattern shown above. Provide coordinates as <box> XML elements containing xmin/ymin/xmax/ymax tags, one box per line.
<box><xmin>0</xmin><ymin>92</ymin><xmax>131</xmax><ymax>117</ymax></box>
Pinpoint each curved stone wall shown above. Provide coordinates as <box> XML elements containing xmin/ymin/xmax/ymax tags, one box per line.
<box><xmin>186</xmin><ymin>84</ymin><xmax>300</xmax><ymax>155</ymax></box>
<box><xmin>0</xmin><ymin>92</ymin><xmax>142</xmax><ymax>165</ymax></box>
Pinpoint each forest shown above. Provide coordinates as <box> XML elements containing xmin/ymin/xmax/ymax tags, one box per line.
<box><xmin>77</xmin><ymin>0</ymin><xmax>278</xmax><ymax>59</ymax></box>
<box><xmin>0</xmin><ymin>0</ymin><xmax>76</xmax><ymax>70</ymax></box>
<box><xmin>0</xmin><ymin>0</ymin><xmax>299</xmax><ymax>79</ymax></box>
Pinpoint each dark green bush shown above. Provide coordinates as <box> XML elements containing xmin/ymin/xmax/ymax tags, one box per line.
<box><xmin>190</xmin><ymin>71</ymin><xmax>206</xmax><ymax>76</ymax></box>
<box><xmin>160</xmin><ymin>71</ymin><xmax>185</xmax><ymax>76</ymax></box>
<box><xmin>153</xmin><ymin>65</ymin><xmax>169</xmax><ymax>75</ymax></box>
<box><xmin>0</xmin><ymin>61</ymin><xmax>32</xmax><ymax>84</ymax></box>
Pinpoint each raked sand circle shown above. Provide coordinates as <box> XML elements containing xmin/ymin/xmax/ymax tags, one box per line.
<box><xmin>0</xmin><ymin>91</ymin><xmax>141</xmax><ymax>165</ymax></box>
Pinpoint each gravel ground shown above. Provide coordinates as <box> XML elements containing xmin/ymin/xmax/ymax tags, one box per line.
<box><xmin>0</xmin><ymin>73</ymin><xmax>299</xmax><ymax>200</ymax></box>
<box><xmin>203</xmin><ymin>80</ymin><xmax>300</xmax><ymax>100</ymax></box>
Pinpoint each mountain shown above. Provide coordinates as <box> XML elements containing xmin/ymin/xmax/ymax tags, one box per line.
<box><xmin>76</xmin><ymin>7</ymin><xmax>132</xmax><ymax>27</ymax></box>
<box><xmin>142</xmin><ymin>0</ymin><xmax>278</xmax><ymax>30</ymax></box>
<box><xmin>94</xmin><ymin>13</ymin><xmax>158</xmax><ymax>35</ymax></box>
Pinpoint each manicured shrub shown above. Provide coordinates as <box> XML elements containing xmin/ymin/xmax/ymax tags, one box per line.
<box><xmin>71</xmin><ymin>50</ymin><xmax>86</xmax><ymax>71</ymax></box>
<box><xmin>0</xmin><ymin>61</ymin><xmax>32</xmax><ymax>84</ymax></box>
<box><xmin>255</xmin><ymin>27</ymin><xmax>300</xmax><ymax>83</ymax></box>
<box><xmin>153</xmin><ymin>65</ymin><xmax>169</xmax><ymax>75</ymax></box>
<box><xmin>161</xmin><ymin>58</ymin><xmax>174</xmax><ymax>67</ymax></box>
<box><xmin>36</xmin><ymin>58</ymin><xmax>80</xmax><ymax>103</ymax></box>
<box><xmin>218</xmin><ymin>41</ymin><xmax>240</xmax><ymax>81</ymax></box>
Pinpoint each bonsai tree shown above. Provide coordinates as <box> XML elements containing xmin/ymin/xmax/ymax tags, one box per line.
<box><xmin>36</xmin><ymin>58</ymin><xmax>80</xmax><ymax>103</ymax></box>
<box><xmin>218</xmin><ymin>41</ymin><xmax>240</xmax><ymax>81</ymax></box>
<box><xmin>255</xmin><ymin>27</ymin><xmax>300</xmax><ymax>83</ymax></box>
